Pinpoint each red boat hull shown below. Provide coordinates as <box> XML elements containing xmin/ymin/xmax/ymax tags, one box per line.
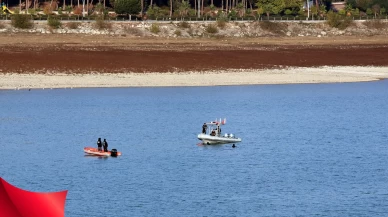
<box><xmin>84</xmin><ymin>147</ymin><xmax>122</xmax><ymax>156</ymax></box>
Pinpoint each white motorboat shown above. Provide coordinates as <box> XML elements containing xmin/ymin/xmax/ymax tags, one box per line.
<box><xmin>197</xmin><ymin>119</ymin><xmax>242</xmax><ymax>145</ymax></box>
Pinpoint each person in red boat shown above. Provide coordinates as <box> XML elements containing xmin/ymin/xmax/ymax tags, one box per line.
<box><xmin>97</xmin><ymin>138</ymin><xmax>102</xmax><ymax>151</ymax></box>
<box><xmin>103</xmin><ymin>139</ymin><xmax>108</xmax><ymax>152</ymax></box>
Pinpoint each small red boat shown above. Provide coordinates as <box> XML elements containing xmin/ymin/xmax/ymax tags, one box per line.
<box><xmin>84</xmin><ymin>147</ymin><xmax>122</xmax><ymax>157</ymax></box>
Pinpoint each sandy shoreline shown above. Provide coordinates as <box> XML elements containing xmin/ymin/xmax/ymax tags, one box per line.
<box><xmin>1</xmin><ymin>66</ymin><xmax>387</xmax><ymax>90</ymax></box>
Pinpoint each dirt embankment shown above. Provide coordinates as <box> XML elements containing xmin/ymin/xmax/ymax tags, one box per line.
<box><xmin>0</xmin><ymin>35</ymin><xmax>388</xmax><ymax>74</ymax></box>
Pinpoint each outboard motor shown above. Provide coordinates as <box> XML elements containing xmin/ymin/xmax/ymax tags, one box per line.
<box><xmin>110</xmin><ymin>149</ymin><xmax>118</xmax><ymax>157</ymax></box>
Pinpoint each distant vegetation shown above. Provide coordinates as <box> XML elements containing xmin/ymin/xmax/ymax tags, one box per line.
<box><xmin>259</xmin><ymin>21</ymin><xmax>286</xmax><ymax>35</ymax></box>
<box><xmin>363</xmin><ymin>19</ymin><xmax>388</xmax><ymax>29</ymax></box>
<box><xmin>326</xmin><ymin>11</ymin><xmax>353</xmax><ymax>30</ymax></box>
<box><xmin>178</xmin><ymin>21</ymin><xmax>190</xmax><ymax>29</ymax></box>
<box><xmin>94</xmin><ymin>15</ymin><xmax>112</xmax><ymax>30</ymax></box>
<box><xmin>150</xmin><ymin>23</ymin><xmax>160</xmax><ymax>34</ymax></box>
<box><xmin>3</xmin><ymin>0</ymin><xmax>386</xmax><ymax>22</ymax></box>
<box><xmin>205</xmin><ymin>24</ymin><xmax>218</xmax><ymax>34</ymax></box>
<box><xmin>11</xmin><ymin>14</ymin><xmax>33</xmax><ymax>29</ymax></box>
<box><xmin>66</xmin><ymin>22</ymin><xmax>81</xmax><ymax>29</ymax></box>
<box><xmin>47</xmin><ymin>16</ymin><xmax>62</xmax><ymax>29</ymax></box>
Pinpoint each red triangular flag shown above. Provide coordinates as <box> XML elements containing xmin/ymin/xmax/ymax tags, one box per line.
<box><xmin>0</xmin><ymin>177</ymin><xmax>67</xmax><ymax>217</ymax></box>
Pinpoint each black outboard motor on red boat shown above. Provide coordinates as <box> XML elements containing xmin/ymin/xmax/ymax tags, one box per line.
<box><xmin>110</xmin><ymin>149</ymin><xmax>118</xmax><ymax>157</ymax></box>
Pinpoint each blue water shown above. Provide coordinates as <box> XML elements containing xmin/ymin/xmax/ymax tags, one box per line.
<box><xmin>1</xmin><ymin>80</ymin><xmax>388</xmax><ymax>217</ymax></box>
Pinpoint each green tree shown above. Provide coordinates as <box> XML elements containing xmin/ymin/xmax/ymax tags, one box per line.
<box><xmin>236</xmin><ymin>3</ymin><xmax>245</xmax><ymax>17</ymax></box>
<box><xmin>372</xmin><ymin>4</ymin><xmax>380</xmax><ymax>17</ymax></box>
<box><xmin>319</xmin><ymin>5</ymin><xmax>327</xmax><ymax>17</ymax></box>
<box><xmin>353</xmin><ymin>8</ymin><xmax>360</xmax><ymax>16</ymax></box>
<box><xmin>344</xmin><ymin>3</ymin><xmax>353</xmax><ymax>15</ymax></box>
<box><xmin>272</xmin><ymin>0</ymin><xmax>285</xmax><ymax>15</ymax></box>
<box><xmin>371</xmin><ymin>0</ymin><xmax>388</xmax><ymax>9</ymax></box>
<box><xmin>357</xmin><ymin>0</ymin><xmax>372</xmax><ymax>11</ymax></box>
<box><xmin>284</xmin><ymin>0</ymin><xmax>303</xmax><ymax>13</ymax></box>
<box><xmin>380</xmin><ymin>7</ymin><xmax>386</xmax><ymax>15</ymax></box>
<box><xmin>366</xmin><ymin>7</ymin><xmax>373</xmax><ymax>15</ymax></box>
<box><xmin>147</xmin><ymin>4</ymin><xmax>162</xmax><ymax>19</ymax></box>
<box><xmin>346</xmin><ymin>0</ymin><xmax>357</xmax><ymax>8</ymax></box>
<box><xmin>257</xmin><ymin>7</ymin><xmax>264</xmax><ymax>19</ymax></box>
<box><xmin>177</xmin><ymin>0</ymin><xmax>190</xmax><ymax>18</ymax></box>
<box><xmin>114</xmin><ymin>0</ymin><xmax>141</xmax><ymax>14</ymax></box>
<box><xmin>310</xmin><ymin>5</ymin><xmax>318</xmax><ymax>17</ymax></box>
<box><xmin>256</xmin><ymin>0</ymin><xmax>285</xmax><ymax>19</ymax></box>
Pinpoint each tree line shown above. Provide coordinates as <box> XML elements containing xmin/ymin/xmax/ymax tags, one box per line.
<box><xmin>5</xmin><ymin>0</ymin><xmax>388</xmax><ymax>19</ymax></box>
<box><xmin>114</xmin><ymin>0</ymin><xmax>388</xmax><ymax>19</ymax></box>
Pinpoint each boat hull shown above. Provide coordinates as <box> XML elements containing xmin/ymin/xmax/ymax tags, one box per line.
<box><xmin>197</xmin><ymin>134</ymin><xmax>242</xmax><ymax>145</ymax></box>
<box><xmin>83</xmin><ymin>147</ymin><xmax>122</xmax><ymax>157</ymax></box>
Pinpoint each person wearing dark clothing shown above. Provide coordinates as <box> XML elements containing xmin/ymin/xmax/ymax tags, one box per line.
<box><xmin>202</xmin><ymin>123</ymin><xmax>207</xmax><ymax>134</ymax></box>
<box><xmin>97</xmin><ymin>138</ymin><xmax>102</xmax><ymax>151</ymax></box>
<box><xmin>103</xmin><ymin>139</ymin><xmax>108</xmax><ymax>152</ymax></box>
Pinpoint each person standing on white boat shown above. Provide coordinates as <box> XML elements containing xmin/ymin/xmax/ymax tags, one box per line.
<box><xmin>217</xmin><ymin>125</ymin><xmax>221</xmax><ymax>136</ymax></box>
<box><xmin>202</xmin><ymin>123</ymin><xmax>207</xmax><ymax>134</ymax></box>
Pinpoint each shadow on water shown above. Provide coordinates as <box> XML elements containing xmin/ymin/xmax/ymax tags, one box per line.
<box><xmin>83</xmin><ymin>155</ymin><xmax>109</xmax><ymax>160</ymax></box>
<box><xmin>197</xmin><ymin>142</ymin><xmax>237</xmax><ymax>149</ymax></box>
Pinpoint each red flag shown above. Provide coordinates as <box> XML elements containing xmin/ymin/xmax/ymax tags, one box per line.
<box><xmin>0</xmin><ymin>177</ymin><xmax>67</xmax><ymax>217</ymax></box>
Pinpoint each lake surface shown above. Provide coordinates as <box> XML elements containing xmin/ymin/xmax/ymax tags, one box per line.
<box><xmin>1</xmin><ymin>80</ymin><xmax>388</xmax><ymax>217</ymax></box>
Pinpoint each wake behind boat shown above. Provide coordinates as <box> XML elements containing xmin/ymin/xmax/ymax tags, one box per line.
<box><xmin>84</xmin><ymin>147</ymin><xmax>122</xmax><ymax>157</ymax></box>
<box><xmin>198</xmin><ymin>119</ymin><xmax>242</xmax><ymax>145</ymax></box>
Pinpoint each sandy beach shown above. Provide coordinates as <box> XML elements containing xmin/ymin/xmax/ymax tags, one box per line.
<box><xmin>1</xmin><ymin>66</ymin><xmax>388</xmax><ymax>89</ymax></box>
<box><xmin>1</xmin><ymin>35</ymin><xmax>388</xmax><ymax>89</ymax></box>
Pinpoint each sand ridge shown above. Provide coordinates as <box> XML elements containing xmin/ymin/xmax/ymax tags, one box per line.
<box><xmin>1</xmin><ymin>66</ymin><xmax>387</xmax><ymax>90</ymax></box>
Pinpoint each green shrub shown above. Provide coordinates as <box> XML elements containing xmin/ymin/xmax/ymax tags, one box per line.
<box><xmin>28</xmin><ymin>9</ymin><xmax>36</xmax><ymax>14</ymax></box>
<box><xmin>366</xmin><ymin>8</ymin><xmax>373</xmax><ymax>15</ymax></box>
<box><xmin>228</xmin><ymin>9</ymin><xmax>237</xmax><ymax>19</ymax></box>
<box><xmin>187</xmin><ymin>27</ymin><xmax>193</xmax><ymax>36</ymax></box>
<box><xmin>326</xmin><ymin>10</ymin><xmax>352</xmax><ymax>30</ymax></box>
<box><xmin>124</xmin><ymin>26</ymin><xmax>143</xmax><ymax>36</ymax></box>
<box><xmin>205</xmin><ymin>24</ymin><xmax>218</xmax><ymax>34</ymax></box>
<box><xmin>11</xmin><ymin>14</ymin><xmax>33</xmax><ymax>29</ymax></box>
<box><xmin>285</xmin><ymin>9</ymin><xmax>292</xmax><ymax>15</ymax></box>
<box><xmin>94</xmin><ymin>16</ymin><xmax>112</xmax><ymax>30</ymax></box>
<box><xmin>47</xmin><ymin>16</ymin><xmax>62</xmax><ymax>29</ymax></box>
<box><xmin>174</xmin><ymin>29</ymin><xmax>182</xmax><ymax>36</ymax></box>
<box><xmin>66</xmin><ymin>22</ymin><xmax>80</xmax><ymax>29</ymax></box>
<box><xmin>338</xmin><ymin>9</ymin><xmax>346</xmax><ymax>16</ymax></box>
<box><xmin>150</xmin><ymin>23</ymin><xmax>160</xmax><ymax>34</ymax></box>
<box><xmin>216</xmin><ymin>19</ymin><xmax>226</xmax><ymax>29</ymax></box>
<box><xmin>363</xmin><ymin>19</ymin><xmax>387</xmax><ymax>29</ymax></box>
<box><xmin>178</xmin><ymin>21</ymin><xmax>190</xmax><ymax>28</ymax></box>
<box><xmin>218</xmin><ymin>12</ymin><xmax>229</xmax><ymax>21</ymax></box>
<box><xmin>380</xmin><ymin>7</ymin><xmax>386</xmax><ymax>15</ymax></box>
<box><xmin>353</xmin><ymin>8</ymin><xmax>360</xmax><ymax>17</ymax></box>
<box><xmin>259</xmin><ymin>21</ymin><xmax>285</xmax><ymax>35</ymax></box>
